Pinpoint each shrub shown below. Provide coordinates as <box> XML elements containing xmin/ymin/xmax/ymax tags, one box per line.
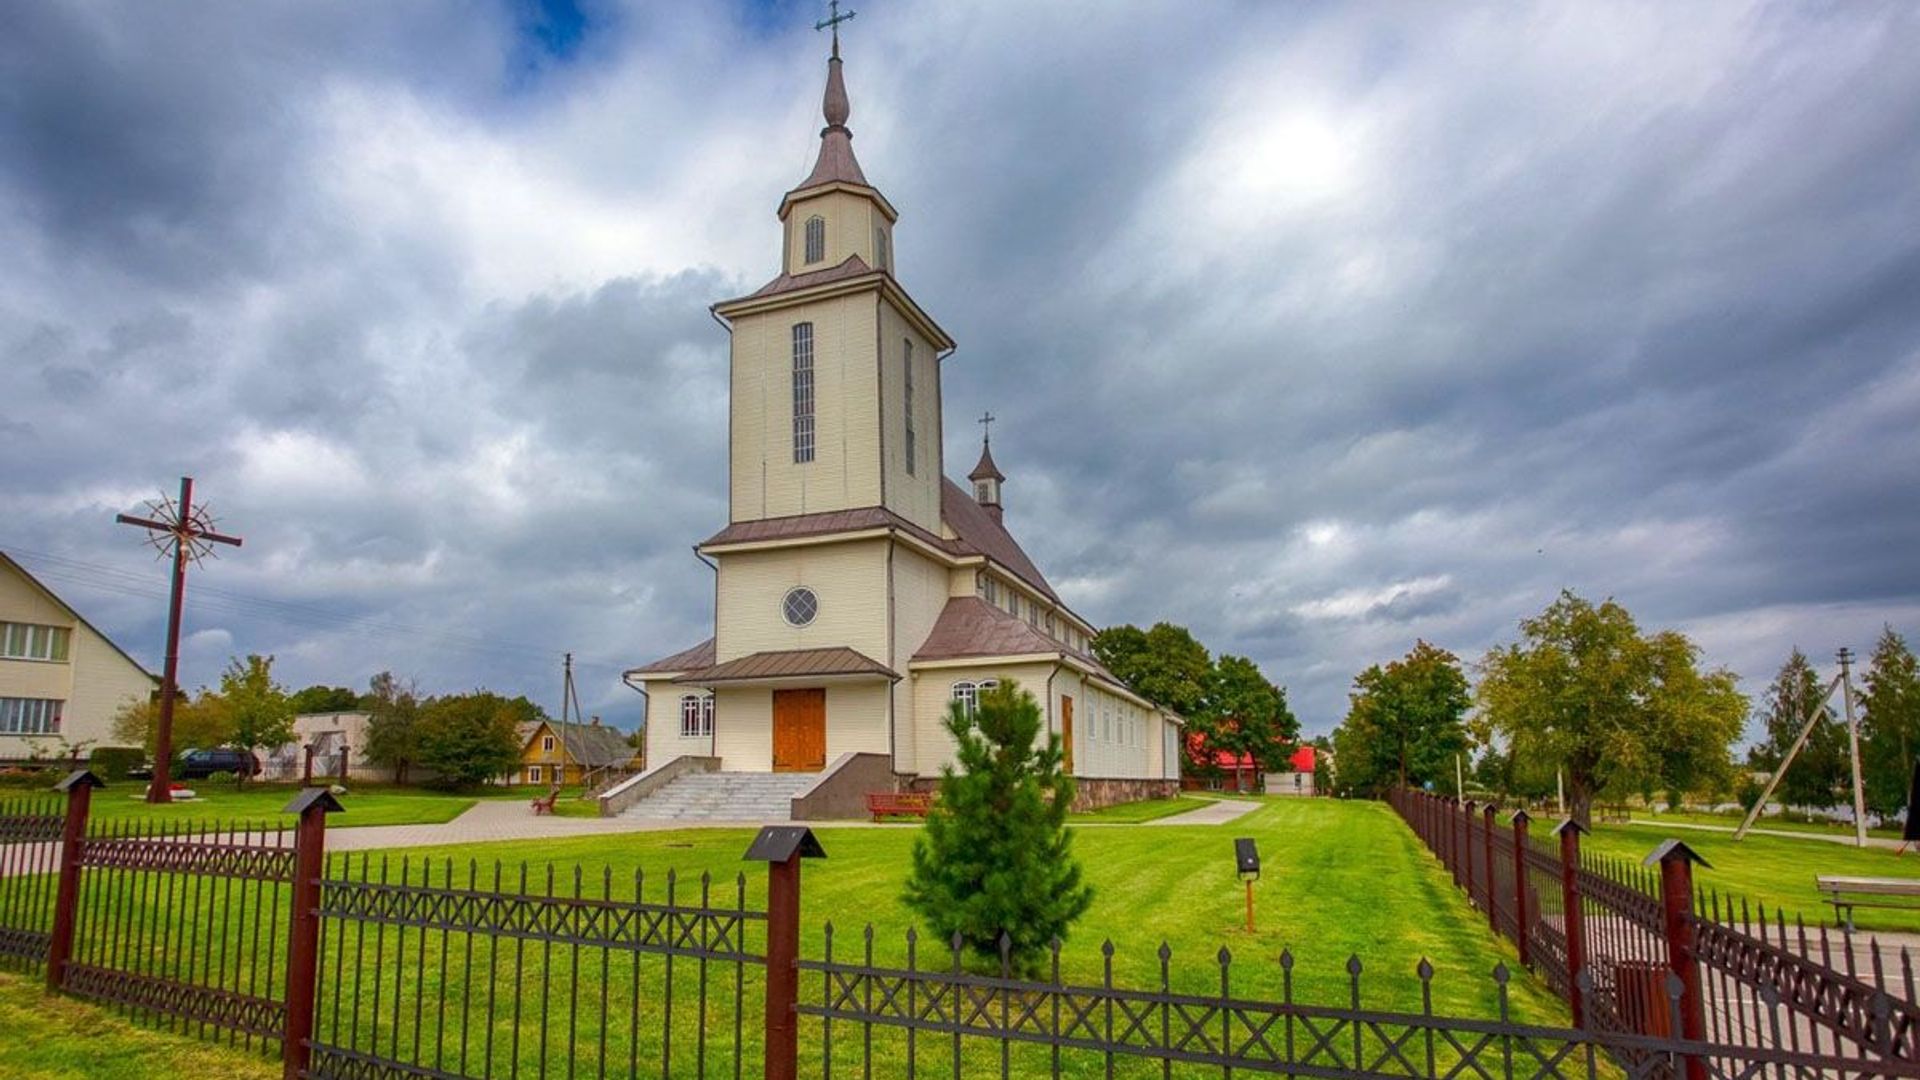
<box><xmin>89</xmin><ymin>747</ymin><xmax>147</xmax><ymax>783</ymax></box>
<box><xmin>902</xmin><ymin>681</ymin><xmax>1092</xmax><ymax>974</ymax></box>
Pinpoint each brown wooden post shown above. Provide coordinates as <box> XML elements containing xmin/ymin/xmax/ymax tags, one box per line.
<box><xmin>1455</xmin><ymin>799</ymin><xmax>1470</xmax><ymax>891</ymax></box>
<box><xmin>336</xmin><ymin>743</ymin><xmax>349</xmax><ymax>782</ymax></box>
<box><xmin>745</xmin><ymin>826</ymin><xmax>824</xmax><ymax>1080</ymax></box>
<box><xmin>1555</xmin><ymin>819</ymin><xmax>1588</xmax><ymax>1026</ymax></box>
<box><xmin>1479</xmin><ymin>803</ymin><xmax>1496</xmax><ymax>932</ymax></box>
<box><xmin>1510</xmin><ymin>809</ymin><xmax>1533</xmax><ymax>966</ymax></box>
<box><xmin>1649</xmin><ymin>839</ymin><xmax>1709</xmax><ymax>1080</ymax></box>
<box><xmin>283</xmin><ymin>788</ymin><xmax>343</xmax><ymax>1080</ymax></box>
<box><xmin>302</xmin><ymin>744</ymin><xmax>314</xmax><ymax>785</ymax></box>
<box><xmin>46</xmin><ymin>770</ymin><xmax>102</xmax><ymax>991</ymax></box>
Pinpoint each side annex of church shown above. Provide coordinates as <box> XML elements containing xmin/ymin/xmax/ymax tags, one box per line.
<box><xmin>624</xmin><ymin>37</ymin><xmax>1181</xmax><ymax>807</ymax></box>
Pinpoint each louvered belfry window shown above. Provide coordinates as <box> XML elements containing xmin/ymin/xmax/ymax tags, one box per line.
<box><xmin>804</xmin><ymin>216</ymin><xmax>825</xmax><ymax>264</ymax></box>
<box><xmin>792</xmin><ymin>322</ymin><xmax>815</xmax><ymax>464</ymax></box>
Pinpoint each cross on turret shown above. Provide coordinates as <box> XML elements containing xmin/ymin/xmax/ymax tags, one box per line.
<box><xmin>815</xmin><ymin>0</ymin><xmax>856</xmax><ymax>59</ymax></box>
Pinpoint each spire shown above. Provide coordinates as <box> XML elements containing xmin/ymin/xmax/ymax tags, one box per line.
<box><xmin>970</xmin><ymin>415</ymin><xmax>1005</xmax><ymax>521</ymax></box>
<box><xmin>796</xmin><ymin>4</ymin><xmax>868</xmax><ymax>191</ymax></box>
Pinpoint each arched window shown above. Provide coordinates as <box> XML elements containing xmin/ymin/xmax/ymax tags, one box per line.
<box><xmin>873</xmin><ymin>226</ymin><xmax>890</xmax><ymax>271</ymax></box>
<box><xmin>680</xmin><ymin>693</ymin><xmax>714</xmax><ymax>738</ymax></box>
<box><xmin>950</xmin><ymin>679</ymin><xmax>1000</xmax><ymax>718</ymax></box>
<box><xmin>804</xmin><ymin>216</ymin><xmax>825</xmax><ymax>264</ymax></box>
<box><xmin>791</xmin><ymin>323</ymin><xmax>815</xmax><ymax>463</ymax></box>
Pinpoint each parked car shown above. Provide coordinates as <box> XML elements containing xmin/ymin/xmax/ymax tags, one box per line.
<box><xmin>126</xmin><ymin>747</ymin><xmax>262</xmax><ymax>781</ymax></box>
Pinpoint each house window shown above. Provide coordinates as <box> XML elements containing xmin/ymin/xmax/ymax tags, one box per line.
<box><xmin>792</xmin><ymin>323</ymin><xmax>815</xmax><ymax>463</ymax></box>
<box><xmin>680</xmin><ymin>693</ymin><xmax>714</xmax><ymax>738</ymax></box>
<box><xmin>0</xmin><ymin>697</ymin><xmax>61</xmax><ymax>735</ymax></box>
<box><xmin>542</xmin><ymin>735</ymin><xmax>555</xmax><ymax>752</ymax></box>
<box><xmin>950</xmin><ymin>679</ymin><xmax>999</xmax><ymax>718</ymax></box>
<box><xmin>903</xmin><ymin>339</ymin><xmax>915</xmax><ymax>475</ymax></box>
<box><xmin>975</xmin><ymin>481</ymin><xmax>991</xmax><ymax>503</ymax></box>
<box><xmin>874</xmin><ymin>226</ymin><xmax>889</xmax><ymax>271</ymax></box>
<box><xmin>782</xmin><ymin>587</ymin><xmax>819</xmax><ymax>627</ymax></box>
<box><xmin>527</xmin><ymin>765</ymin><xmax>543</xmax><ymax>784</ymax></box>
<box><xmin>804</xmin><ymin>216</ymin><xmax>825</xmax><ymax>264</ymax></box>
<box><xmin>978</xmin><ymin>575</ymin><xmax>997</xmax><ymax>605</ymax></box>
<box><xmin>1</xmin><ymin>623</ymin><xmax>70</xmax><ymax>662</ymax></box>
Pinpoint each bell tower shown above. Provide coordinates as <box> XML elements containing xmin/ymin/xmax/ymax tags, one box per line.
<box><xmin>711</xmin><ymin>16</ymin><xmax>954</xmax><ymax>534</ymax></box>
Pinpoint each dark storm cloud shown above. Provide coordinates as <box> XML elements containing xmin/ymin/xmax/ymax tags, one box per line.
<box><xmin>2</xmin><ymin>1</ymin><xmax>1916</xmax><ymax>735</ymax></box>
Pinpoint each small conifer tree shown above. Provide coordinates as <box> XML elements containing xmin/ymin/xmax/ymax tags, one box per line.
<box><xmin>902</xmin><ymin>680</ymin><xmax>1093</xmax><ymax>973</ymax></box>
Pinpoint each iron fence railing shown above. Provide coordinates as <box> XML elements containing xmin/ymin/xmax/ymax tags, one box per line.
<box><xmin>1389</xmin><ymin>786</ymin><xmax>1920</xmax><ymax>1076</ymax></box>
<box><xmin>8</xmin><ymin>772</ymin><xmax>1920</xmax><ymax>1078</ymax></box>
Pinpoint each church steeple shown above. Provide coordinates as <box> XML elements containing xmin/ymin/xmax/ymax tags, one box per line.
<box><xmin>777</xmin><ymin>6</ymin><xmax>897</xmax><ymax>278</ymax></box>
<box><xmin>970</xmin><ymin>416</ymin><xmax>1005</xmax><ymax>521</ymax></box>
<box><xmin>796</xmin><ymin>36</ymin><xmax>868</xmax><ymax>190</ymax></box>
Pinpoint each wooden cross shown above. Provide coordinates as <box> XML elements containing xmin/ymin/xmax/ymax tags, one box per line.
<box><xmin>978</xmin><ymin>411</ymin><xmax>996</xmax><ymax>444</ymax></box>
<box><xmin>815</xmin><ymin>0</ymin><xmax>856</xmax><ymax>59</ymax></box>
<box><xmin>116</xmin><ymin>476</ymin><xmax>242</xmax><ymax>803</ymax></box>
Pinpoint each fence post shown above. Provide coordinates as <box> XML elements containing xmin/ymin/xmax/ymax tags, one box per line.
<box><xmin>1454</xmin><ymin>799</ymin><xmax>1470</xmax><ymax>891</ymax></box>
<box><xmin>1555</xmin><ymin>819</ymin><xmax>1588</xmax><ymax>1026</ymax></box>
<box><xmin>302</xmin><ymin>744</ymin><xmax>314</xmax><ymax>785</ymax></box>
<box><xmin>1510</xmin><ymin>809</ymin><xmax>1532</xmax><ymax>966</ymax></box>
<box><xmin>46</xmin><ymin>769</ymin><xmax>102</xmax><ymax>992</ymax></box>
<box><xmin>1648</xmin><ymin>839</ymin><xmax>1709</xmax><ymax>1080</ymax></box>
<box><xmin>746</xmin><ymin>826</ymin><xmax>825</xmax><ymax>1080</ymax></box>
<box><xmin>282</xmin><ymin>788</ymin><xmax>343</xmax><ymax>1080</ymax></box>
<box><xmin>1482</xmin><ymin>803</ymin><xmax>1498</xmax><ymax>933</ymax></box>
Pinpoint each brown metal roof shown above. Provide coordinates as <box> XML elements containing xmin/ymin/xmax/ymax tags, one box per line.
<box><xmin>627</xmin><ymin>637</ymin><xmax>716</xmax><ymax>676</ymax></box>
<box><xmin>795</xmin><ymin>55</ymin><xmax>869</xmax><ymax>190</ymax></box>
<box><xmin>674</xmin><ymin>647</ymin><xmax>899</xmax><ymax>685</ymax></box>
<box><xmin>939</xmin><ymin>480</ymin><xmax>1058</xmax><ymax>603</ymax></box>
<box><xmin>736</xmin><ymin>254</ymin><xmax>876</xmax><ymax>304</ymax></box>
<box><xmin>913</xmin><ymin>597</ymin><xmax>1062</xmax><ymax>662</ymax></box>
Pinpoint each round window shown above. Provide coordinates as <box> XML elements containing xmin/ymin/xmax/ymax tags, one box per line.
<box><xmin>782</xmin><ymin>587</ymin><xmax>819</xmax><ymax>627</ymax></box>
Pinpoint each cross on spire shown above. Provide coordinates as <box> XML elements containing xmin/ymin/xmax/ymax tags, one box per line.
<box><xmin>815</xmin><ymin>0</ymin><xmax>856</xmax><ymax>60</ymax></box>
<box><xmin>978</xmin><ymin>411</ymin><xmax>996</xmax><ymax>444</ymax></box>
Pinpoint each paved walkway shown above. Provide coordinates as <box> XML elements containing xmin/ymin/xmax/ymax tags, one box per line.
<box><xmin>325</xmin><ymin>798</ymin><xmax>791</xmax><ymax>853</ymax></box>
<box><xmin>1613</xmin><ymin>818</ymin><xmax>1907</xmax><ymax>850</ymax></box>
<box><xmin>1140</xmin><ymin>797</ymin><xmax>1263</xmax><ymax>827</ymax></box>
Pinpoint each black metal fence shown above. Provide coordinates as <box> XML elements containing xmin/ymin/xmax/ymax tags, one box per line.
<box><xmin>6</xmin><ymin>774</ymin><xmax>1920</xmax><ymax>1079</ymax></box>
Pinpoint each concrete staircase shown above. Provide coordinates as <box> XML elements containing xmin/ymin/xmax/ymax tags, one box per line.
<box><xmin>618</xmin><ymin>770</ymin><xmax>815</xmax><ymax>822</ymax></box>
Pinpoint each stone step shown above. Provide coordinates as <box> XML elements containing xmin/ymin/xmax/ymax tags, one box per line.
<box><xmin>619</xmin><ymin>769</ymin><xmax>818</xmax><ymax>822</ymax></box>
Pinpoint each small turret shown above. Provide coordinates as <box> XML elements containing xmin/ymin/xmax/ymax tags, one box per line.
<box><xmin>970</xmin><ymin>431</ymin><xmax>1005</xmax><ymax>522</ymax></box>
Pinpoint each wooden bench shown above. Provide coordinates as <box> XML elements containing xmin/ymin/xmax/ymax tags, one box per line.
<box><xmin>531</xmin><ymin>789</ymin><xmax>560</xmax><ymax>815</ymax></box>
<box><xmin>866</xmin><ymin>792</ymin><xmax>934</xmax><ymax>822</ymax></box>
<box><xmin>1815</xmin><ymin>876</ymin><xmax>1920</xmax><ymax>931</ymax></box>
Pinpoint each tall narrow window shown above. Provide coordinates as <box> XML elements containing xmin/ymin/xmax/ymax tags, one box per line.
<box><xmin>791</xmin><ymin>322</ymin><xmax>815</xmax><ymax>463</ymax></box>
<box><xmin>804</xmin><ymin>216</ymin><xmax>825</xmax><ymax>264</ymax></box>
<box><xmin>903</xmin><ymin>339</ymin><xmax>916</xmax><ymax>475</ymax></box>
<box><xmin>874</xmin><ymin>226</ymin><xmax>890</xmax><ymax>271</ymax></box>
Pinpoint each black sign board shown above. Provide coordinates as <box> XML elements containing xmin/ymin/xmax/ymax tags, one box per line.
<box><xmin>744</xmin><ymin>825</ymin><xmax>827</xmax><ymax>863</ymax></box>
<box><xmin>1234</xmin><ymin>837</ymin><xmax>1260</xmax><ymax>877</ymax></box>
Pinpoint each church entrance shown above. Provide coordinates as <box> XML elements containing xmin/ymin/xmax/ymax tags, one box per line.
<box><xmin>1061</xmin><ymin>695</ymin><xmax>1075</xmax><ymax>773</ymax></box>
<box><xmin>771</xmin><ymin>688</ymin><xmax>826</xmax><ymax>772</ymax></box>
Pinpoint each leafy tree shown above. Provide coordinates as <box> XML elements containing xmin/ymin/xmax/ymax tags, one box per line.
<box><xmin>1859</xmin><ymin>627</ymin><xmax>1920</xmax><ymax>817</ymax></box>
<box><xmin>288</xmin><ymin>684</ymin><xmax>360</xmax><ymax>715</ymax></box>
<box><xmin>361</xmin><ymin>671</ymin><xmax>423</xmax><ymax>784</ymax></box>
<box><xmin>1091</xmin><ymin>623</ymin><xmax>1211</xmax><ymax>718</ymax></box>
<box><xmin>110</xmin><ymin>690</ymin><xmax>232</xmax><ymax>762</ymax></box>
<box><xmin>903</xmin><ymin>681</ymin><xmax>1091</xmax><ymax>974</ymax></box>
<box><xmin>1200</xmin><ymin>655</ymin><xmax>1299</xmax><ymax>791</ymax></box>
<box><xmin>1331</xmin><ymin>640</ymin><xmax>1471</xmax><ymax>796</ymax></box>
<box><xmin>1478</xmin><ymin>591</ymin><xmax>1745</xmax><ymax>827</ymax></box>
<box><xmin>217</xmin><ymin>655</ymin><xmax>294</xmax><ymax>786</ymax></box>
<box><xmin>416</xmin><ymin>690</ymin><xmax>535</xmax><ymax>788</ymax></box>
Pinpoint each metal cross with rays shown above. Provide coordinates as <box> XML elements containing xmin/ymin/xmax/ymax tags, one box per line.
<box><xmin>816</xmin><ymin>0</ymin><xmax>856</xmax><ymax>58</ymax></box>
<box><xmin>115</xmin><ymin>476</ymin><xmax>242</xmax><ymax>804</ymax></box>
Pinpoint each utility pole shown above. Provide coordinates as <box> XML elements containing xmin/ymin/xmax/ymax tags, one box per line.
<box><xmin>1733</xmin><ymin>669</ymin><xmax>1847</xmax><ymax>841</ymax></box>
<box><xmin>1841</xmin><ymin>647</ymin><xmax>1868</xmax><ymax>848</ymax></box>
<box><xmin>559</xmin><ymin>652</ymin><xmax>572</xmax><ymax>790</ymax></box>
<box><xmin>115</xmin><ymin>477</ymin><xmax>243</xmax><ymax>803</ymax></box>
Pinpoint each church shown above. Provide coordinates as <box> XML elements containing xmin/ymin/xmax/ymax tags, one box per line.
<box><xmin>624</xmin><ymin>30</ymin><xmax>1181</xmax><ymax>810</ymax></box>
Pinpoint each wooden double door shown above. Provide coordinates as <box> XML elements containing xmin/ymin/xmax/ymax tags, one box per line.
<box><xmin>772</xmin><ymin>688</ymin><xmax>826</xmax><ymax>772</ymax></box>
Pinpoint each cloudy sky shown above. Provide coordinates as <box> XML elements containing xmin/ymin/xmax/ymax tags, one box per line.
<box><xmin>4</xmin><ymin>1</ymin><xmax>1917</xmax><ymax>740</ymax></box>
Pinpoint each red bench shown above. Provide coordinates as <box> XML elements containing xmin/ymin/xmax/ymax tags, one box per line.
<box><xmin>866</xmin><ymin>792</ymin><xmax>934</xmax><ymax>821</ymax></box>
<box><xmin>531</xmin><ymin>789</ymin><xmax>560</xmax><ymax>815</ymax></box>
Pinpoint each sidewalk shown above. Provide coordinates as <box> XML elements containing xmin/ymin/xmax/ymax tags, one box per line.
<box><xmin>1613</xmin><ymin>817</ymin><xmax>1906</xmax><ymax>850</ymax></box>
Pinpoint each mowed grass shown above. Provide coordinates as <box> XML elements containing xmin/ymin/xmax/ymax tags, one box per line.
<box><xmin>1628</xmin><ymin>808</ymin><xmax>1901</xmax><ymax>841</ymax></box>
<box><xmin>1586</xmin><ymin>822</ymin><xmax>1920</xmax><ymax>933</ymax></box>
<box><xmin>71</xmin><ymin>783</ymin><xmax>477</xmax><ymax>831</ymax></box>
<box><xmin>0</xmin><ymin>972</ymin><xmax>276</xmax><ymax>1080</ymax></box>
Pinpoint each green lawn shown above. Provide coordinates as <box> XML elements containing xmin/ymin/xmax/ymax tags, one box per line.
<box><xmin>0</xmin><ymin>972</ymin><xmax>275</xmax><ymax>1080</ymax></box>
<box><xmin>1586</xmin><ymin>822</ymin><xmax>1920</xmax><ymax>932</ymax></box>
<box><xmin>79</xmin><ymin>783</ymin><xmax>477</xmax><ymax>830</ymax></box>
<box><xmin>1627</xmin><ymin>807</ymin><xmax>1901</xmax><ymax>841</ymax></box>
<box><xmin>1067</xmin><ymin>793</ymin><xmax>1219</xmax><ymax>823</ymax></box>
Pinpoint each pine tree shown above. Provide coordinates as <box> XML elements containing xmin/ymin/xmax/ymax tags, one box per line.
<box><xmin>1755</xmin><ymin>648</ymin><xmax>1845</xmax><ymax>813</ymax></box>
<box><xmin>1860</xmin><ymin>627</ymin><xmax>1920</xmax><ymax>816</ymax></box>
<box><xmin>902</xmin><ymin>681</ymin><xmax>1092</xmax><ymax>974</ymax></box>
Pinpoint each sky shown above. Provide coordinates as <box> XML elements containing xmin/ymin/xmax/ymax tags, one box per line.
<box><xmin>3</xmin><ymin>1</ymin><xmax>1917</xmax><ymax>742</ymax></box>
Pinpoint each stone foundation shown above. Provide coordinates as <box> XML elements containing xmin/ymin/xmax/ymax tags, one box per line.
<box><xmin>904</xmin><ymin>774</ymin><xmax>1179</xmax><ymax>813</ymax></box>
